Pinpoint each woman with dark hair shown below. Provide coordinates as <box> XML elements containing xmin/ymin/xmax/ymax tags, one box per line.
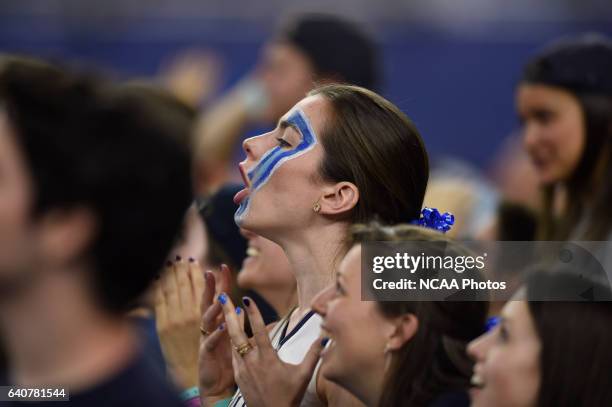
<box><xmin>468</xmin><ymin>271</ymin><xmax>612</xmax><ymax>407</ymax></box>
<box><xmin>517</xmin><ymin>34</ymin><xmax>612</xmax><ymax>241</ymax></box>
<box><xmin>308</xmin><ymin>224</ymin><xmax>488</xmax><ymax>407</ymax></box>
<box><xmin>217</xmin><ymin>223</ymin><xmax>486</xmax><ymax>407</ymax></box>
<box><xmin>196</xmin><ymin>84</ymin><xmax>430</xmax><ymax>407</ymax></box>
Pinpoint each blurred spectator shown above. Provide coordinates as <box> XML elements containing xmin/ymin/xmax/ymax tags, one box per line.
<box><xmin>517</xmin><ymin>34</ymin><xmax>612</xmax><ymax>241</ymax></box>
<box><xmin>238</xmin><ymin>228</ymin><xmax>296</xmax><ymax>318</ymax></box>
<box><xmin>488</xmin><ymin>133</ymin><xmax>541</xmax><ymax>211</ymax></box>
<box><xmin>192</xmin><ymin>13</ymin><xmax>380</xmax><ymax>194</ymax></box>
<box><xmin>115</xmin><ymin>82</ymin><xmax>199</xmax><ymax>379</ymax></box>
<box><xmin>425</xmin><ymin>158</ymin><xmax>499</xmax><ymax>239</ymax></box>
<box><xmin>198</xmin><ymin>184</ymin><xmax>280</xmax><ymax>323</ymax></box>
<box><xmin>494</xmin><ymin>201</ymin><xmax>537</xmax><ymax>241</ymax></box>
<box><xmin>0</xmin><ymin>57</ymin><xmax>191</xmax><ymax>406</ymax></box>
<box><xmin>160</xmin><ymin>49</ymin><xmax>223</xmax><ymax>109</ymax></box>
<box><xmin>196</xmin><ymin>184</ymin><xmax>248</xmax><ymax>271</ymax></box>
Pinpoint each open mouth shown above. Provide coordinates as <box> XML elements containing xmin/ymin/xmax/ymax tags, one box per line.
<box><xmin>239</xmin><ymin>162</ymin><xmax>251</xmax><ymax>188</ymax></box>
<box><xmin>319</xmin><ymin>324</ymin><xmax>335</xmax><ymax>358</ymax></box>
<box><xmin>528</xmin><ymin>149</ymin><xmax>552</xmax><ymax>172</ymax></box>
<box><xmin>470</xmin><ymin>372</ymin><xmax>485</xmax><ymax>389</ymax></box>
<box><xmin>246</xmin><ymin>246</ymin><xmax>260</xmax><ymax>257</ymax></box>
<box><xmin>233</xmin><ymin>163</ymin><xmax>251</xmax><ymax>205</ymax></box>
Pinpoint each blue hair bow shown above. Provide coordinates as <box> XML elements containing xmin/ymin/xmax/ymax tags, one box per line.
<box><xmin>412</xmin><ymin>207</ymin><xmax>455</xmax><ymax>233</ymax></box>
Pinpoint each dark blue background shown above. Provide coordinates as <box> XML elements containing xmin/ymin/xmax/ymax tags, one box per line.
<box><xmin>1</xmin><ymin>16</ymin><xmax>609</xmax><ymax>168</ymax></box>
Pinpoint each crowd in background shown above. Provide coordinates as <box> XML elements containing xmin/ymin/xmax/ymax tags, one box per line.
<box><xmin>0</xmin><ymin>11</ymin><xmax>611</xmax><ymax>407</ymax></box>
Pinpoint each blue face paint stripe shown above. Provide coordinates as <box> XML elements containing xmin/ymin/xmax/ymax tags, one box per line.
<box><xmin>246</xmin><ymin>109</ymin><xmax>316</xmax><ymax>180</ymax></box>
<box><xmin>246</xmin><ymin>143</ymin><xmax>276</xmax><ymax>179</ymax></box>
<box><xmin>249</xmin><ymin>110</ymin><xmax>317</xmax><ymax>191</ymax></box>
<box><xmin>234</xmin><ymin>109</ymin><xmax>318</xmax><ymax>225</ymax></box>
<box><xmin>249</xmin><ymin>110</ymin><xmax>316</xmax><ymax>178</ymax></box>
<box><xmin>253</xmin><ymin>110</ymin><xmax>317</xmax><ymax>170</ymax></box>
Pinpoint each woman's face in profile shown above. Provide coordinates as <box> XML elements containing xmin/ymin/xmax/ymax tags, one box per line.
<box><xmin>233</xmin><ymin>95</ymin><xmax>328</xmax><ymax>238</ymax></box>
<box><xmin>468</xmin><ymin>300</ymin><xmax>541</xmax><ymax>407</ymax></box>
<box><xmin>311</xmin><ymin>245</ymin><xmax>395</xmax><ymax>399</ymax></box>
<box><xmin>517</xmin><ymin>84</ymin><xmax>585</xmax><ymax>185</ymax></box>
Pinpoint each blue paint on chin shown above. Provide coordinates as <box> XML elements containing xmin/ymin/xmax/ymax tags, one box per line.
<box><xmin>234</xmin><ymin>196</ymin><xmax>249</xmax><ymax>225</ymax></box>
<box><xmin>233</xmin><ymin>109</ymin><xmax>318</xmax><ymax>226</ymax></box>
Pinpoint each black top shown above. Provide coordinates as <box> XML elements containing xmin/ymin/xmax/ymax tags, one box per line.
<box><xmin>429</xmin><ymin>390</ymin><xmax>470</xmax><ymax>407</ymax></box>
<box><xmin>1</xmin><ymin>351</ymin><xmax>183</xmax><ymax>407</ymax></box>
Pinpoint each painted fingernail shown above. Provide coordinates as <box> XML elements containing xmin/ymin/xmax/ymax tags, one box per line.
<box><xmin>242</xmin><ymin>297</ymin><xmax>251</xmax><ymax>307</ymax></box>
<box><xmin>218</xmin><ymin>293</ymin><xmax>227</xmax><ymax>305</ymax></box>
<box><xmin>189</xmin><ymin>257</ymin><xmax>195</xmax><ymax>263</ymax></box>
<box><xmin>235</xmin><ymin>307</ymin><xmax>242</xmax><ymax>315</ymax></box>
<box><xmin>165</xmin><ymin>260</ymin><xmax>172</xmax><ymax>267</ymax></box>
<box><xmin>175</xmin><ymin>255</ymin><xmax>182</xmax><ymax>261</ymax></box>
<box><xmin>321</xmin><ymin>337</ymin><xmax>330</xmax><ymax>347</ymax></box>
<box><xmin>219</xmin><ymin>323</ymin><xmax>225</xmax><ymax>331</ymax></box>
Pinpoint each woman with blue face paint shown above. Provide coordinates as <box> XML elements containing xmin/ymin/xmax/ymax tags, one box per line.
<box><xmin>198</xmin><ymin>84</ymin><xmax>430</xmax><ymax>407</ymax></box>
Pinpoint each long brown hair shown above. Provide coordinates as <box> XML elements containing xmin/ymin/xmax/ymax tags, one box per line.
<box><xmin>538</xmin><ymin>93</ymin><xmax>612</xmax><ymax>240</ymax></box>
<box><xmin>526</xmin><ymin>271</ymin><xmax>612</xmax><ymax>407</ymax></box>
<box><xmin>309</xmin><ymin>84</ymin><xmax>429</xmax><ymax>227</ymax></box>
<box><xmin>351</xmin><ymin>223</ymin><xmax>488</xmax><ymax>407</ymax></box>
<box><xmin>521</xmin><ymin>39</ymin><xmax>612</xmax><ymax>240</ymax></box>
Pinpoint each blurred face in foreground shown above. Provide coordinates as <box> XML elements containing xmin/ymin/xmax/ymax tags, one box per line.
<box><xmin>0</xmin><ymin>111</ymin><xmax>34</xmax><ymax>289</ymax></box>
<box><xmin>468</xmin><ymin>300</ymin><xmax>540</xmax><ymax>407</ymax></box>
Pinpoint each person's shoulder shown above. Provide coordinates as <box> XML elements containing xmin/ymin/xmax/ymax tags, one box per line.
<box><xmin>113</xmin><ymin>351</ymin><xmax>183</xmax><ymax>406</ymax></box>
<box><xmin>70</xmin><ymin>352</ymin><xmax>183</xmax><ymax>407</ymax></box>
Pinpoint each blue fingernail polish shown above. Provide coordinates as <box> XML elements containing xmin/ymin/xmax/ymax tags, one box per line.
<box><xmin>219</xmin><ymin>323</ymin><xmax>225</xmax><ymax>331</ymax></box>
<box><xmin>236</xmin><ymin>307</ymin><xmax>242</xmax><ymax>315</ymax></box>
<box><xmin>242</xmin><ymin>297</ymin><xmax>251</xmax><ymax>307</ymax></box>
<box><xmin>321</xmin><ymin>337</ymin><xmax>330</xmax><ymax>347</ymax></box>
<box><xmin>218</xmin><ymin>293</ymin><xmax>227</xmax><ymax>305</ymax></box>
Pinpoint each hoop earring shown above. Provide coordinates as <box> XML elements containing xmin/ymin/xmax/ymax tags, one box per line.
<box><xmin>313</xmin><ymin>201</ymin><xmax>321</xmax><ymax>213</ymax></box>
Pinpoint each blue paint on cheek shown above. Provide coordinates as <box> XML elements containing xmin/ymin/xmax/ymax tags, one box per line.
<box><xmin>234</xmin><ymin>109</ymin><xmax>318</xmax><ymax>225</ymax></box>
<box><xmin>249</xmin><ymin>109</ymin><xmax>317</xmax><ymax>190</ymax></box>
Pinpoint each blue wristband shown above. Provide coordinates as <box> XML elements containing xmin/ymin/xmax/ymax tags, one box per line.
<box><xmin>180</xmin><ymin>386</ymin><xmax>200</xmax><ymax>402</ymax></box>
<box><xmin>213</xmin><ymin>398</ymin><xmax>232</xmax><ymax>407</ymax></box>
